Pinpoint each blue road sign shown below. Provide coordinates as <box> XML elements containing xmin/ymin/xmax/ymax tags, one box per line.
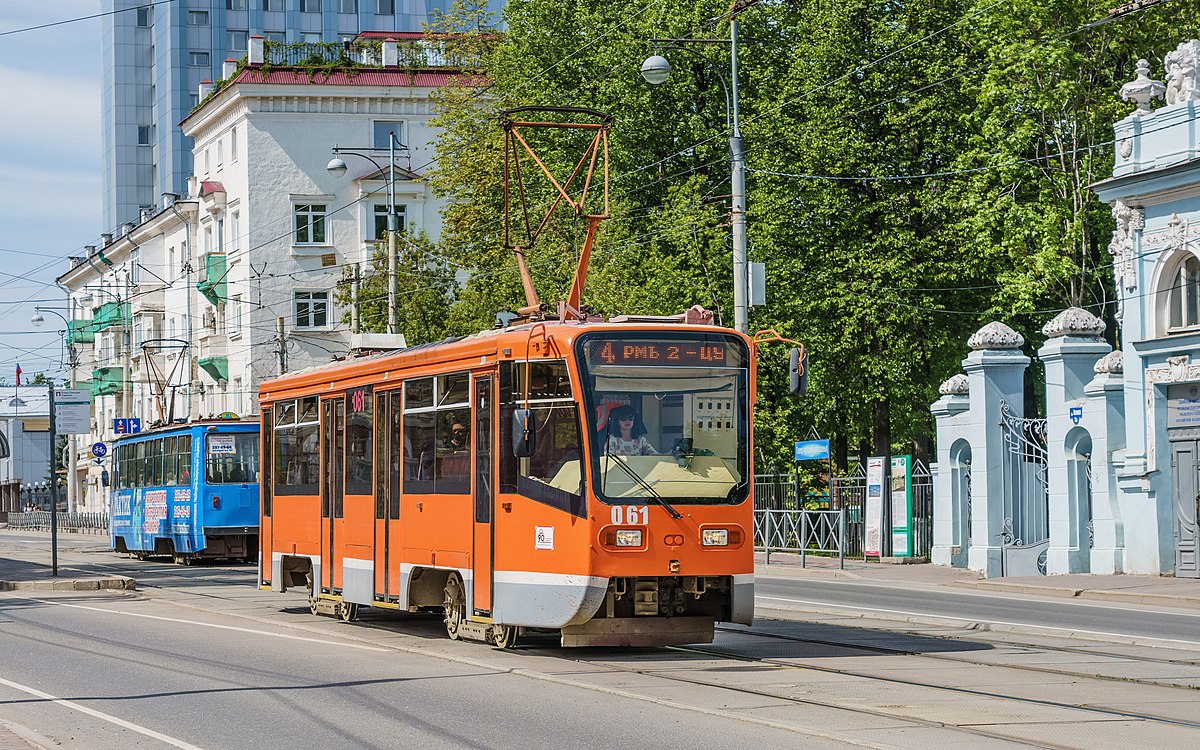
<box><xmin>794</xmin><ymin>439</ymin><xmax>831</xmax><ymax>461</ymax></box>
<box><xmin>113</xmin><ymin>418</ymin><xmax>143</xmax><ymax>435</ymax></box>
<box><xmin>91</xmin><ymin>442</ymin><xmax>108</xmax><ymax>458</ymax></box>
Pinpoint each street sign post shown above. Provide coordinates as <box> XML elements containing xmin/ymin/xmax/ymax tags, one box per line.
<box><xmin>91</xmin><ymin>442</ymin><xmax>108</xmax><ymax>459</ymax></box>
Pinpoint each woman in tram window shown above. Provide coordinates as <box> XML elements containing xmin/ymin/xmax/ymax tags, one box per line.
<box><xmin>604</xmin><ymin>404</ymin><xmax>660</xmax><ymax>456</ymax></box>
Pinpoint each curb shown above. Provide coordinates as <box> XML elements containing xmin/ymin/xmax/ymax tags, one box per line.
<box><xmin>949</xmin><ymin>579</ymin><xmax>1200</xmax><ymax>610</ymax></box>
<box><xmin>0</xmin><ymin>577</ymin><xmax>135</xmax><ymax>592</ymax></box>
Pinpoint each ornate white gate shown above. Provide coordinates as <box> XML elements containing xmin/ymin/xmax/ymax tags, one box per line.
<box><xmin>1000</xmin><ymin>402</ymin><xmax>1050</xmax><ymax>576</ymax></box>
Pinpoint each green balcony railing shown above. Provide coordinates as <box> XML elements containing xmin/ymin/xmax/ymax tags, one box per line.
<box><xmin>198</xmin><ymin>355</ymin><xmax>228</xmax><ymax>383</ymax></box>
<box><xmin>67</xmin><ymin>319</ymin><xmax>96</xmax><ymax>345</ymax></box>
<box><xmin>197</xmin><ymin>253</ymin><xmax>227</xmax><ymax>305</ymax></box>
<box><xmin>92</xmin><ymin>302</ymin><xmax>130</xmax><ymax>331</ymax></box>
<box><xmin>90</xmin><ymin>367</ymin><xmax>125</xmax><ymax>396</ymax></box>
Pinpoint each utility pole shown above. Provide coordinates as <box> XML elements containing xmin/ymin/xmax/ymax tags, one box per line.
<box><xmin>276</xmin><ymin>317</ymin><xmax>287</xmax><ymax>375</ymax></box>
<box><xmin>47</xmin><ymin>385</ymin><xmax>59</xmax><ymax>577</ymax></box>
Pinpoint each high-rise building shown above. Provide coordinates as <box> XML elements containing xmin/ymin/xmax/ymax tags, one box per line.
<box><xmin>100</xmin><ymin>0</ymin><xmax>497</xmax><ymax>234</ymax></box>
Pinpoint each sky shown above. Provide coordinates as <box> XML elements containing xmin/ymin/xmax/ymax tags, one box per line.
<box><xmin>0</xmin><ymin>2</ymin><xmax>102</xmax><ymax>386</ymax></box>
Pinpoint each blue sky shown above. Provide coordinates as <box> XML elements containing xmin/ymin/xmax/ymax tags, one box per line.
<box><xmin>0</xmin><ymin>3</ymin><xmax>101</xmax><ymax>385</ymax></box>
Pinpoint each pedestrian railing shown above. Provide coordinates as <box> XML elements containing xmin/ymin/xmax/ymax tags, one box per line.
<box><xmin>755</xmin><ymin>508</ymin><xmax>846</xmax><ymax>569</ymax></box>
<box><xmin>6</xmin><ymin>511</ymin><xmax>109</xmax><ymax>535</ymax></box>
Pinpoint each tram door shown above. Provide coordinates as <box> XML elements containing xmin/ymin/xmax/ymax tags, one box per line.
<box><xmin>1171</xmin><ymin>438</ymin><xmax>1200</xmax><ymax>578</ymax></box>
<box><xmin>472</xmin><ymin>374</ymin><xmax>494</xmax><ymax>615</ymax></box>
<box><xmin>321</xmin><ymin>397</ymin><xmax>345</xmax><ymax>592</ymax></box>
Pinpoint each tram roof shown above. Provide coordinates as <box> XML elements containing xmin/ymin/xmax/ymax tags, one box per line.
<box><xmin>111</xmin><ymin>418</ymin><xmax>259</xmax><ymax>443</ymax></box>
<box><xmin>260</xmin><ymin>318</ymin><xmax>744</xmax><ymax>401</ymax></box>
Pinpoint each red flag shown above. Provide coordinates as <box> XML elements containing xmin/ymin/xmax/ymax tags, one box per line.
<box><xmin>14</xmin><ymin>364</ymin><xmax>20</xmax><ymax>387</ymax></box>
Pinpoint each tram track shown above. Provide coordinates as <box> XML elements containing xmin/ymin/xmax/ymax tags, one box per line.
<box><xmin>720</xmin><ymin>621</ymin><xmax>1200</xmax><ymax>686</ymax></box>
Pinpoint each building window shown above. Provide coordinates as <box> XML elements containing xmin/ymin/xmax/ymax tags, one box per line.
<box><xmin>264</xmin><ymin>31</ymin><xmax>286</xmax><ymax>43</ymax></box>
<box><xmin>189</xmin><ymin>93</ymin><xmax>200</xmax><ymax>109</ymax></box>
<box><xmin>1170</xmin><ymin>255</ymin><xmax>1200</xmax><ymax>331</ymax></box>
<box><xmin>294</xmin><ymin>204</ymin><xmax>328</xmax><ymax>245</ymax></box>
<box><xmin>217</xmin><ymin>140</ymin><xmax>224</xmax><ymax>168</ymax></box>
<box><xmin>136</xmin><ymin>6</ymin><xmax>151</xmax><ymax>26</ymax></box>
<box><xmin>188</xmin><ymin>10</ymin><xmax>209</xmax><ymax>25</ymax></box>
<box><xmin>373</xmin><ymin>121</ymin><xmax>404</xmax><ymax>150</ymax></box>
<box><xmin>294</xmin><ymin>292</ymin><xmax>329</xmax><ymax>329</ymax></box>
<box><xmin>231</xmin><ymin>295</ymin><xmax>243</xmax><ymax>336</ymax></box>
<box><xmin>230</xmin><ymin>126</ymin><xmax>239</xmax><ymax>162</ymax></box>
<box><xmin>230</xmin><ymin>211</ymin><xmax>240</xmax><ymax>253</ymax></box>
<box><xmin>376</xmin><ymin>0</ymin><xmax>395</xmax><ymax>14</ymax></box>
<box><xmin>263</xmin><ymin>0</ymin><xmax>283</xmax><ymax>10</ymax></box>
<box><xmin>204</xmin><ymin>224</ymin><xmax>214</xmax><ymax>255</ymax></box>
<box><xmin>228</xmin><ymin>30</ymin><xmax>248</xmax><ymax>53</ymax></box>
<box><xmin>300</xmin><ymin>0</ymin><xmax>321</xmax><ymax>12</ymax></box>
<box><xmin>189</xmin><ymin>51</ymin><xmax>210</xmax><ymax>67</ymax></box>
<box><xmin>227</xmin><ymin>0</ymin><xmax>248</xmax><ymax>9</ymax></box>
<box><xmin>301</xmin><ymin>32</ymin><xmax>323</xmax><ymax>43</ymax></box>
<box><xmin>373</xmin><ymin>204</ymin><xmax>406</xmax><ymax>241</ymax></box>
<box><xmin>137</xmin><ymin>125</ymin><xmax>153</xmax><ymax>146</ymax></box>
<box><xmin>339</xmin><ymin>0</ymin><xmax>357</xmax><ymax>12</ymax></box>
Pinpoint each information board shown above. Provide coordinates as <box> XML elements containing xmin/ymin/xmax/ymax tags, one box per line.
<box><xmin>865</xmin><ymin>457</ymin><xmax>884</xmax><ymax>556</ymax></box>
<box><xmin>890</xmin><ymin>455</ymin><xmax>913</xmax><ymax>557</ymax></box>
<box><xmin>54</xmin><ymin>389</ymin><xmax>92</xmax><ymax>435</ymax></box>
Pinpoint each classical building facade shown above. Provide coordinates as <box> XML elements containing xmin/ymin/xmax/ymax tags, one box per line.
<box><xmin>63</xmin><ymin>36</ymin><xmax>453</xmax><ymax>511</ymax></box>
<box><xmin>931</xmin><ymin>39</ymin><xmax>1200</xmax><ymax>578</ymax></box>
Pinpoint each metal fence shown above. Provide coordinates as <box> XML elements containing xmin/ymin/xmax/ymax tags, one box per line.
<box><xmin>756</xmin><ymin>509</ymin><xmax>846</xmax><ymax>568</ymax></box>
<box><xmin>6</xmin><ymin>511</ymin><xmax>109</xmax><ymax>534</ymax></box>
<box><xmin>754</xmin><ymin>458</ymin><xmax>933</xmax><ymax>562</ymax></box>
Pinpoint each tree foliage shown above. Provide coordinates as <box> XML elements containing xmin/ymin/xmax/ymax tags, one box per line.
<box><xmin>350</xmin><ymin>0</ymin><xmax>1200</xmax><ymax>467</ymax></box>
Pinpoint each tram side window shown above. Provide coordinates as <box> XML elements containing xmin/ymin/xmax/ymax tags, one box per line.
<box><xmin>375</xmin><ymin>390</ymin><xmax>402</xmax><ymax>519</ymax></box>
<box><xmin>262</xmin><ymin>408</ymin><xmax>273</xmax><ymax>516</ymax></box>
<box><xmin>498</xmin><ymin>361</ymin><xmax>584</xmax><ymax>513</ymax></box>
<box><xmin>345</xmin><ymin>385</ymin><xmax>373</xmax><ymax>496</ymax></box>
<box><xmin>176</xmin><ymin>436</ymin><xmax>192</xmax><ymax>484</ymax></box>
<box><xmin>163</xmin><ymin>437</ymin><xmax>178</xmax><ymax>485</ymax></box>
<box><xmin>274</xmin><ymin>396</ymin><xmax>320</xmax><ymax>495</ymax></box>
<box><xmin>403</xmin><ymin>374</ymin><xmax>470</xmax><ymax>494</ymax></box>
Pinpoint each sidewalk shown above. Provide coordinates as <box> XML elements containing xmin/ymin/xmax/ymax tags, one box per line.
<box><xmin>755</xmin><ymin>551</ymin><xmax>1200</xmax><ymax>611</ymax></box>
<box><xmin>0</xmin><ymin>528</ymin><xmax>134</xmax><ymax>592</ymax></box>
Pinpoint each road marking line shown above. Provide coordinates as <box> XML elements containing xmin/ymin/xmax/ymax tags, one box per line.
<box><xmin>4</xmin><ymin>595</ymin><xmax>389</xmax><ymax>652</ymax></box>
<box><xmin>757</xmin><ymin>595</ymin><xmax>1200</xmax><ymax>647</ymax></box>
<box><xmin>0</xmin><ymin>675</ymin><xmax>208</xmax><ymax>750</ymax></box>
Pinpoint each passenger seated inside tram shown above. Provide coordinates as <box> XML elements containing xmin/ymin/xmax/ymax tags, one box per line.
<box><xmin>603</xmin><ymin>405</ymin><xmax>661</xmax><ymax>456</ymax></box>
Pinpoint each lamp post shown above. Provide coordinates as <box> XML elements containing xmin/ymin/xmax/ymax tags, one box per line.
<box><xmin>327</xmin><ymin>130</ymin><xmax>410</xmax><ymax>336</ymax></box>
<box><xmin>31</xmin><ymin>306</ymin><xmax>78</xmax><ymax>515</ymax></box>
<box><xmin>642</xmin><ymin>4</ymin><xmax>753</xmax><ymax>333</ymax></box>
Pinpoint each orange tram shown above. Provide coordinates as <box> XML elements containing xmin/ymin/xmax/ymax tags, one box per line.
<box><xmin>258</xmin><ymin>316</ymin><xmax>768</xmax><ymax>647</ymax></box>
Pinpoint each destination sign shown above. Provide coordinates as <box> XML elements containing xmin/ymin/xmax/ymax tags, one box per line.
<box><xmin>587</xmin><ymin>340</ymin><xmax>736</xmax><ymax>367</ymax></box>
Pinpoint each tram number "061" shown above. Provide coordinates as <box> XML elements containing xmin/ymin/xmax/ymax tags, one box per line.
<box><xmin>611</xmin><ymin>505</ymin><xmax>649</xmax><ymax>525</ymax></box>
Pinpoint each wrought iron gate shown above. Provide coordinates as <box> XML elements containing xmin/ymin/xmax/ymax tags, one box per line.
<box><xmin>1000</xmin><ymin>402</ymin><xmax>1050</xmax><ymax>576</ymax></box>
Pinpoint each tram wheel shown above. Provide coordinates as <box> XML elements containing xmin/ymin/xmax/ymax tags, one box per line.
<box><xmin>492</xmin><ymin>624</ymin><xmax>519</xmax><ymax>649</ymax></box>
<box><xmin>339</xmin><ymin>602</ymin><xmax>358</xmax><ymax>622</ymax></box>
<box><xmin>308</xmin><ymin>595</ymin><xmax>321</xmax><ymax>615</ymax></box>
<box><xmin>443</xmin><ymin>573</ymin><xmax>466</xmax><ymax>640</ymax></box>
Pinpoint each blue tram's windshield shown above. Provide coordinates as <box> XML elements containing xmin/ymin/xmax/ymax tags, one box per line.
<box><xmin>205</xmin><ymin>433</ymin><xmax>260</xmax><ymax>484</ymax></box>
<box><xmin>575</xmin><ymin>332</ymin><xmax>751</xmax><ymax>505</ymax></box>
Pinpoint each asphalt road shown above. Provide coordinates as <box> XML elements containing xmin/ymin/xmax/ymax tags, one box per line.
<box><xmin>0</xmin><ymin>573</ymin><xmax>843</xmax><ymax>750</ymax></box>
<box><xmin>755</xmin><ymin>575</ymin><xmax>1200</xmax><ymax>645</ymax></box>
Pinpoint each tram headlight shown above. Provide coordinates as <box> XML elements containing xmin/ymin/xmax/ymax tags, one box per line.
<box><xmin>614</xmin><ymin>529</ymin><xmax>643</xmax><ymax>547</ymax></box>
<box><xmin>701</xmin><ymin>529</ymin><xmax>729</xmax><ymax>547</ymax></box>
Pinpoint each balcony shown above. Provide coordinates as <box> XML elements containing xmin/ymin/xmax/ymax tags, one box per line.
<box><xmin>197</xmin><ymin>254</ymin><xmax>227</xmax><ymax>305</ymax></box>
<box><xmin>90</xmin><ymin>367</ymin><xmax>125</xmax><ymax>397</ymax></box>
<box><xmin>67</xmin><ymin>319</ymin><xmax>96</xmax><ymax>345</ymax></box>
<box><xmin>92</xmin><ymin>302</ymin><xmax>130</xmax><ymax>331</ymax></box>
<box><xmin>130</xmin><ymin>284</ymin><xmax>165</xmax><ymax>314</ymax></box>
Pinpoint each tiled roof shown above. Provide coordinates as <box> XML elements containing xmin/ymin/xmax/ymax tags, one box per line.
<box><xmin>199</xmin><ymin>180</ymin><xmax>226</xmax><ymax>195</ymax></box>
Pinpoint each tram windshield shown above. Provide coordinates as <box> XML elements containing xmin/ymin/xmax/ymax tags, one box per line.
<box><xmin>575</xmin><ymin>331</ymin><xmax>750</xmax><ymax>506</ymax></box>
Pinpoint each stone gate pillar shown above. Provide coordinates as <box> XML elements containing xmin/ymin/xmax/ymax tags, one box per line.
<box><xmin>1084</xmin><ymin>350</ymin><xmax>1127</xmax><ymax>573</ymax></box>
<box><xmin>1039</xmin><ymin>308</ymin><xmax>1111</xmax><ymax>574</ymax></box>
<box><xmin>964</xmin><ymin>322</ymin><xmax>1029</xmax><ymax>577</ymax></box>
<box><xmin>931</xmin><ymin>373</ymin><xmax>971</xmax><ymax>567</ymax></box>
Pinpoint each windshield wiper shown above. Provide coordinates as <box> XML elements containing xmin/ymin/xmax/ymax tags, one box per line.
<box><xmin>605</xmin><ymin>454</ymin><xmax>683</xmax><ymax>519</ymax></box>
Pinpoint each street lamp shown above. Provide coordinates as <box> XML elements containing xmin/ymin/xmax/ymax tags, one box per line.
<box><xmin>642</xmin><ymin>9</ymin><xmax>751</xmax><ymax>333</ymax></box>
<box><xmin>28</xmin><ymin>307</ymin><xmax>73</xmax><ymax>577</ymax></box>
<box><xmin>327</xmin><ymin>130</ymin><xmax>410</xmax><ymax>336</ymax></box>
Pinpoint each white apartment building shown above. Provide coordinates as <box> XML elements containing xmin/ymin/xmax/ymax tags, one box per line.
<box><xmin>61</xmin><ymin>35</ymin><xmax>455</xmax><ymax>511</ymax></box>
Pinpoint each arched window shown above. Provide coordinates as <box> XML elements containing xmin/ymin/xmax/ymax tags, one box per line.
<box><xmin>1169</xmin><ymin>254</ymin><xmax>1200</xmax><ymax>331</ymax></box>
<box><xmin>0</xmin><ymin>428</ymin><xmax>9</xmax><ymax>460</ymax></box>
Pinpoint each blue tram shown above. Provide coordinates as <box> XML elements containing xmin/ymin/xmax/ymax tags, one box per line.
<box><xmin>109</xmin><ymin>420</ymin><xmax>260</xmax><ymax>564</ymax></box>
